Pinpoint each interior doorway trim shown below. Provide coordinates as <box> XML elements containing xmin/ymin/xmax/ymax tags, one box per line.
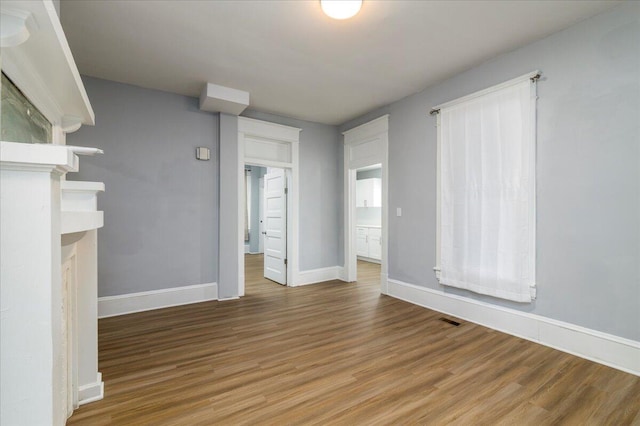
<box><xmin>343</xmin><ymin>115</ymin><xmax>389</xmax><ymax>293</ymax></box>
<box><xmin>237</xmin><ymin>117</ymin><xmax>301</xmax><ymax>296</ymax></box>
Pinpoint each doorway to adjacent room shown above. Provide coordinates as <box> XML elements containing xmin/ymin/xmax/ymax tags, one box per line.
<box><xmin>243</xmin><ymin>164</ymin><xmax>289</xmax><ymax>292</ymax></box>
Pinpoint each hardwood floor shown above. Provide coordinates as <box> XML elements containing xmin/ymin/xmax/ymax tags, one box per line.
<box><xmin>68</xmin><ymin>254</ymin><xmax>640</xmax><ymax>425</ymax></box>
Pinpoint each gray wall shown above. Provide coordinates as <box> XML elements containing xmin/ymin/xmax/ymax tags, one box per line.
<box><xmin>68</xmin><ymin>78</ymin><xmax>341</xmax><ymax>296</ymax></box>
<box><xmin>242</xmin><ymin>110</ymin><xmax>342</xmax><ymax>271</ymax></box>
<box><xmin>340</xmin><ymin>3</ymin><xmax>640</xmax><ymax>341</ymax></box>
<box><xmin>67</xmin><ymin>77</ymin><xmax>219</xmax><ymax>297</ymax></box>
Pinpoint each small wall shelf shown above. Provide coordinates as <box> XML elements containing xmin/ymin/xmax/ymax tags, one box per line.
<box><xmin>61</xmin><ymin>181</ymin><xmax>105</xmax><ymax>234</ymax></box>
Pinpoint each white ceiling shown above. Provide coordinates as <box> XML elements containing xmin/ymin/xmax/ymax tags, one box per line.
<box><xmin>60</xmin><ymin>0</ymin><xmax>619</xmax><ymax>125</ymax></box>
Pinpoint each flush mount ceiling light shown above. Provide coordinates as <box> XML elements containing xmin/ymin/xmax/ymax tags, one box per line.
<box><xmin>321</xmin><ymin>0</ymin><xmax>362</xmax><ymax>20</ymax></box>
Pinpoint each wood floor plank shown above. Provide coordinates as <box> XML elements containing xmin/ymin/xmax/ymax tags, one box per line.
<box><xmin>68</xmin><ymin>255</ymin><xmax>640</xmax><ymax>425</ymax></box>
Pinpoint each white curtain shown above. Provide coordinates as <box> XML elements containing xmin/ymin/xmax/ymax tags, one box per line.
<box><xmin>439</xmin><ymin>79</ymin><xmax>536</xmax><ymax>302</ymax></box>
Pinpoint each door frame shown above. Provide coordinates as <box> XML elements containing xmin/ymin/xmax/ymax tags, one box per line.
<box><xmin>258</xmin><ymin>176</ymin><xmax>265</xmax><ymax>254</ymax></box>
<box><xmin>237</xmin><ymin>117</ymin><xmax>300</xmax><ymax>296</ymax></box>
<box><xmin>343</xmin><ymin>115</ymin><xmax>389</xmax><ymax>293</ymax></box>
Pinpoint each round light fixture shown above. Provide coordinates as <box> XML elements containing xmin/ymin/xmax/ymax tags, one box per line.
<box><xmin>321</xmin><ymin>0</ymin><xmax>362</xmax><ymax>20</ymax></box>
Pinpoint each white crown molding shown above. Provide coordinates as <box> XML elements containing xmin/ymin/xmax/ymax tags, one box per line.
<box><xmin>387</xmin><ymin>278</ymin><xmax>640</xmax><ymax>376</ymax></box>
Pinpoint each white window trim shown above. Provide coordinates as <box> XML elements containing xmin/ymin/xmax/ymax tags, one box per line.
<box><xmin>433</xmin><ymin>71</ymin><xmax>539</xmax><ymax>300</ymax></box>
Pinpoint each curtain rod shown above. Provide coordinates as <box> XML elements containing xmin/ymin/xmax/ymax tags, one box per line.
<box><xmin>429</xmin><ymin>72</ymin><xmax>541</xmax><ymax>116</ymax></box>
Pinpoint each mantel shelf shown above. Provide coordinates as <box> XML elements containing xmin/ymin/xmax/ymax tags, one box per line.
<box><xmin>61</xmin><ymin>179</ymin><xmax>105</xmax><ymax>234</ymax></box>
<box><xmin>61</xmin><ymin>211</ymin><xmax>103</xmax><ymax>234</ymax></box>
<box><xmin>0</xmin><ymin>140</ymin><xmax>78</xmax><ymax>172</ymax></box>
<box><xmin>0</xmin><ymin>142</ymin><xmax>104</xmax><ymax>172</ymax></box>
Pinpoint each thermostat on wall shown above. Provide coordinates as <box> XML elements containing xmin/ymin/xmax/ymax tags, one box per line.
<box><xmin>196</xmin><ymin>147</ymin><xmax>210</xmax><ymax>161</ymax></box>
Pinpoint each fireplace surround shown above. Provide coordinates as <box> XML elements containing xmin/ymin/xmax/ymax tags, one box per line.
<box><xmin>1</xmin><ymin>1</ymin><xmax>104</xmax><ymax>424</ymax></box>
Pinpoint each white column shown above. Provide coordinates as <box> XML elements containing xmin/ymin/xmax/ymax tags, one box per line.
<box><xmin>218</xmin><ymin>113</ymin><xmax>240</xmax><ymax>299</ymax></box>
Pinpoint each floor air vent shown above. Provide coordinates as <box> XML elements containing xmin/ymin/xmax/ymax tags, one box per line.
<box><xmin>439</xmin><ymin>317</ymin><xmax>461</xmax><ymax>326</ymax></box>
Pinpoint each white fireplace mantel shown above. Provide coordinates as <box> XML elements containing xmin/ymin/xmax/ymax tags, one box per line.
<box><xmin>61</xmin><ymin>180</ymin><xmax>105</xmax><ymax>407</ymax></box>
<box><xmin>1</xmin><ymin>141</ymin><xmax>105</xmax><ymax>425</ymax></box>
<box><xmin>1</xmin><ymin>1</ymin><xmax>103</xmax><ymax>424</ymax></box>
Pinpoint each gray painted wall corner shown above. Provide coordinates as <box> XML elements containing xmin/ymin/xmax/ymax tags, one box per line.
<box><xmin>67</xmin><ymin>76</ymin><xmax>220</xmax><ymax>297</ymax></box>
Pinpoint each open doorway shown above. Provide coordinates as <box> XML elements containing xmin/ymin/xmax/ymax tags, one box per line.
<box><xmin>237</xmin><ymin>116</ymin><xmax>301</xmax><ymax>297</ymax></box>
<box><xmin>355</xmin><ymin>165</ymin><xmax>383</xmax><ymax>281</ymax></box>
<box><xmin>244</xmin><ymin>165</ymin><xmax>266</xmax><ymax>257</ymax></box>
<box><xmin>244</xmin><ymin>164</ymin><xmax>290</xmax><ymax>294</ymax></box>
<box><xmin>343</xmin><ymin>115</ymin><xmax>389</xmax><ymax>293</ymax></box>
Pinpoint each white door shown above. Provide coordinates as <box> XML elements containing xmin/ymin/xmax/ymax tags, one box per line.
<box><xmin>258</xmin><ymin>177</ymin><xmax>265</xmax><ymax>254</ymax></box>
<box><xmin>263</xmin><ymin>169</ymin><xmax>287</xmax><ymax>285</ymax></box>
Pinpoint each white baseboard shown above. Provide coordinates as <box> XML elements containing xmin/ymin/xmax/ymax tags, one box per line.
<box><xmin>387</xmin><ymin>278</ymin><xmax>640</xmax><ymax>376</ymax></box>
<box><xmin>380</xmin><ymin>272</ymin><xmax>388</xmax><ymax>295</ymax></box>
<box><xmin>78</xmin><ymin>372</ymin><xmax>104</xmax><ymax>405</ymax></box>
<box><xmin>295</xmin><ymin>266</ymin><xmax>345</xmax><ymax>286</ymax></box>
<box><xmin>244</xmin><ymin>244</ymin><xmax>250</xmax><ymax>253</ymax></box>
<box><xmin>98</xmin><ymin>282</ymin><xmax>218</xmax><ymax>318</ymax></box>
<box><xmin>338</xmin><ymin>267</ymin><xmax>348</xmax><ymax>282</ymax></box>
<box><xmin>357</xmin><ymin>256</ymin><xmax>381</xmax><ymax>264</ymax></box>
